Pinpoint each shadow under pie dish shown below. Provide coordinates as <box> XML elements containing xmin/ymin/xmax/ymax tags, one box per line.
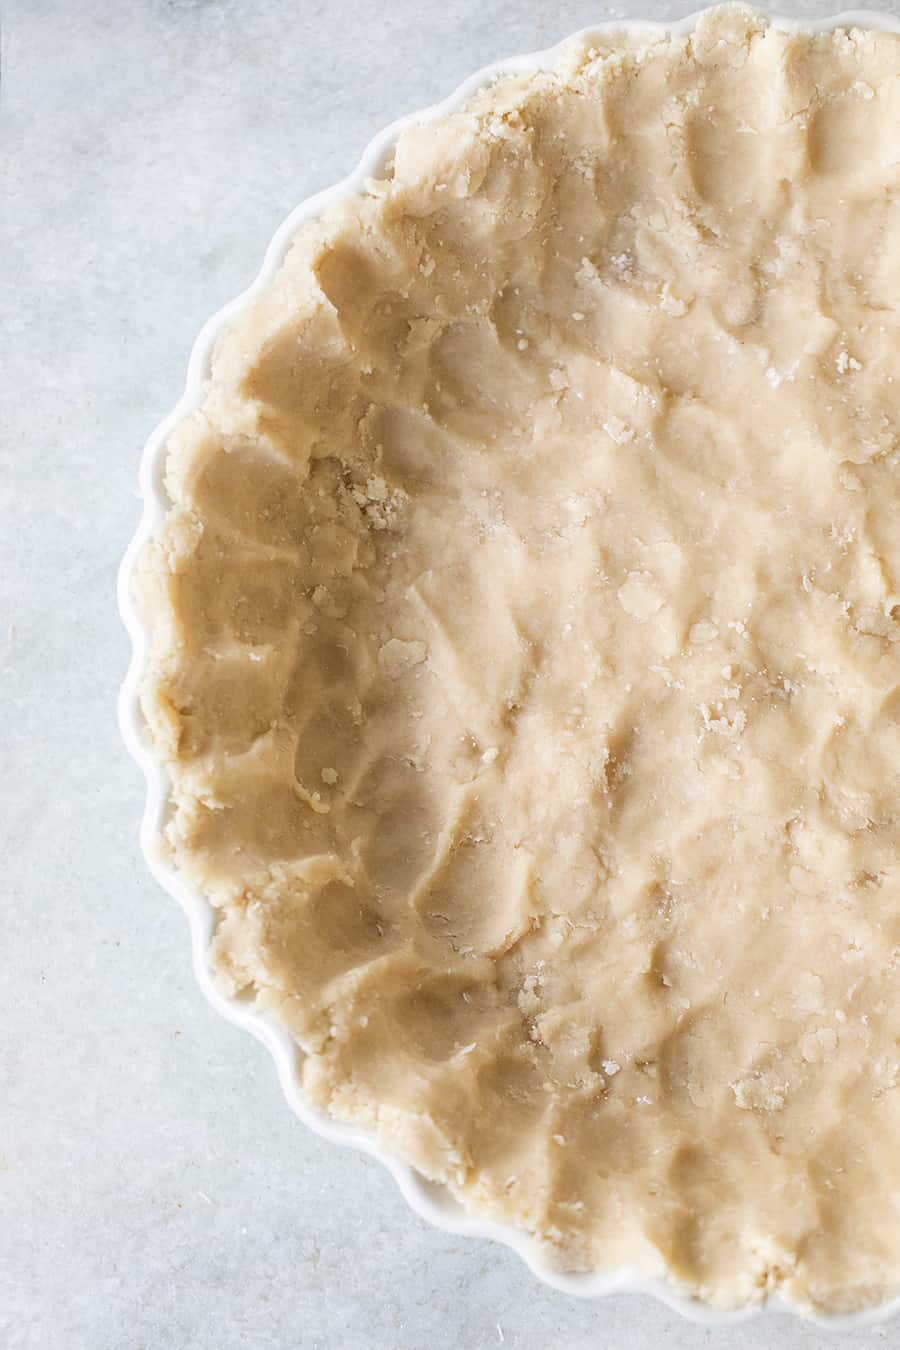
<box><xmin>121</xmin><ymin>4</ymin><xmax>900</xmax><ymax>1320</ymax></box>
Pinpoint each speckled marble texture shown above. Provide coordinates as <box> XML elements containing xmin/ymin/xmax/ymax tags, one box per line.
<box><xmin>3</xmin><ymin>2</ymin><xmax>900</xmax><ymax>1347</ymax></box>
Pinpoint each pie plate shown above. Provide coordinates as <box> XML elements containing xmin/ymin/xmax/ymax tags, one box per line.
<box><xmin>118</xmin><ymin>6</ymin><xmax>900</xmax><ymax>1324</ymax></box>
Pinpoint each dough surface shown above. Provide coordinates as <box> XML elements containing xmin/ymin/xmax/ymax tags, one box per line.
<box><xmin>138</xmin><ymin>6</ymin><xmax>900</xmax><ymax>1312</ymax></box>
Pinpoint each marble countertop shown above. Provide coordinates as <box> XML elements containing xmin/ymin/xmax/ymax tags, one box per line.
<box><xmin>4</xmin><ymin>1</ymin><xmax>900</xmax><ymax>1346</ymax></box>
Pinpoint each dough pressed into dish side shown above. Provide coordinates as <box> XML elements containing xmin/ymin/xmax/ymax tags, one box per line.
<box><xmin>138</xmin><ymin>7</ymin><xmax>900</xmax><ymax>1311</ymax></box>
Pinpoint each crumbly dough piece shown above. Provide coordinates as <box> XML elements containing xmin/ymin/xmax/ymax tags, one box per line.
<box><xmin>138</xmin><ymin>7</ymin><xmax>900</xmax><ymax>1312</ymax></box>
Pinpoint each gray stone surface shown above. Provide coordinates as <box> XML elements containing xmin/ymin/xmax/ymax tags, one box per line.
<box><xmin>3</xmin><ymin>1</ymin><xmax>900</xmax><ymax>1346</ymax></box>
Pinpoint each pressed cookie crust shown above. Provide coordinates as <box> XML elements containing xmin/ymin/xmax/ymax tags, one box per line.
<box><xmin>138</xmin><ymin>7</ymin><xmax>900</xmax><ymax>1311</ymax></box>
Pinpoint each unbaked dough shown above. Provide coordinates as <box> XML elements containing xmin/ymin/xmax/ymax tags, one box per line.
<box><xmin>138</xmin><ymin>6</ymin><xmax>900</xmax><ymax>1312</ymax></box>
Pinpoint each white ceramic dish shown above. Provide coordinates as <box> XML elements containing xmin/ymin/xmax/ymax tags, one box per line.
<box><xmin>118</xmin><ymin>7</ymin><xmax>900</xmax><ymax>1325</ymax></box>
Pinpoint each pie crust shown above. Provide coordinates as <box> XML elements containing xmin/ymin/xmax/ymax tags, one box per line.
<box><xmin>138</xmin><ymin>6</ymin><xmax>900</xmax><ymax>1311</ymax></box>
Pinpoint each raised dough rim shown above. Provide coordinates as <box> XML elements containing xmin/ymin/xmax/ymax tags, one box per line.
<box><xmin>117</xmin><ymin>6</ymin><xmax>900</xmax><ymax>1325</ymax></box>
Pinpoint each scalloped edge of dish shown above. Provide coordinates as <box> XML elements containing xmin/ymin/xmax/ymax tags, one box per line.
<box><xmin>118</xmin><ymin>6</ymin><xmax>900</xmax><ymax>1325</ymax></box>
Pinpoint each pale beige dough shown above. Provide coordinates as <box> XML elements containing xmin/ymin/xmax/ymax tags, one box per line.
<box><xmin>137</xmin><ymin>6</ymin><xmax>900</xmax><ymax>1311</ymax></box>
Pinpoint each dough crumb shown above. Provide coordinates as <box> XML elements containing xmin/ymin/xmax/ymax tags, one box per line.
<box><xmin>617</xmin><ymin>572</ymin><xmax>665</xmax><ymax>620</ymax></box>
<box><xmin>377</xmin><ymin>639</ymin><xmax>427</xmax><ymax>679</ymax></box>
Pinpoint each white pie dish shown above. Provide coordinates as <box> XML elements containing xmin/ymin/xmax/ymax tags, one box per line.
<box><xmin>118</xmin><ymin>6</ymin><xmax>900</xmax><ymax>1325</ymax></box>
